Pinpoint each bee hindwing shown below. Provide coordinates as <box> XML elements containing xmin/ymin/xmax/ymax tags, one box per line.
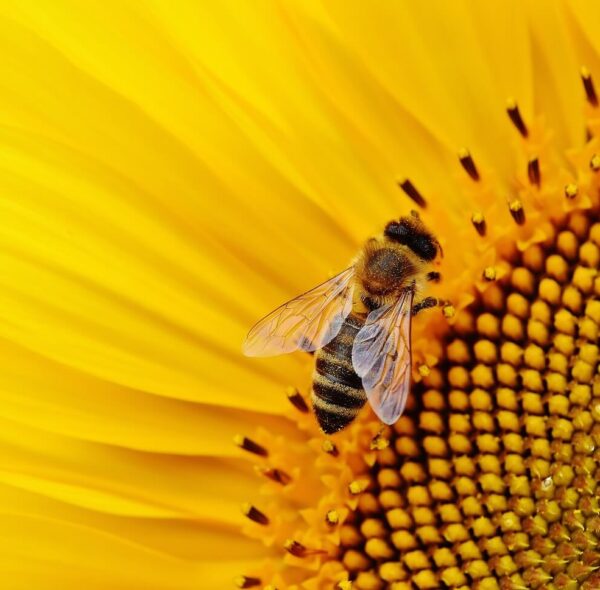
<box><xmin>351</xmin><ymin>289</ymin><xmax>413</xmax><ymax>424</ymax></box>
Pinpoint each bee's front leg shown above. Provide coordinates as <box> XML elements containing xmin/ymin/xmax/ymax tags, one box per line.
<box><xmin>412</xmin><ymin>296</ymin><xmax>438</xmax><ymax>316</ymax></box>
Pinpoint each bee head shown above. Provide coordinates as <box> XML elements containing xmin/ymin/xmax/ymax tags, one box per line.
<box><xmin>383</xmin><ymin>212</ymin><xmax>442</xmax><ymax>261</ymax></box>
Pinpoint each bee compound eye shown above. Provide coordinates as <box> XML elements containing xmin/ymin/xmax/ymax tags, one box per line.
<box><xmin>411</xmin><ymin>235</ymin><xmax>437</xmax><ymax>261</ymax></box>
<box><xmin>384</xmin><ymin>220</ymin><xmax>410</xmax><ymax>243</ymax></box>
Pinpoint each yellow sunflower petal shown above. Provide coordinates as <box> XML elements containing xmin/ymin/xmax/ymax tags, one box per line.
<box><xmin>0</xmin><ymin>481</ymin><xmax>264</xmax><ymax>562</ymax></box>
<box><xmin>0</xmin><ymin>417</ymin><xmax>258</xmax><ymax>524</ymax></box>
<box><xmin>301</xmin><ymin>0</ymin><xmax>530</xmax><ymax>178</ymax></box>
<box><xmin>525</xmin><ymin>0</ymin><xmax>584</xmax><ymax>151</ymax></box>
<box><xmin>0</xmin><ymin>337</ymin><xmax>296</xmax><ymax>455</ymax></box>
<box><xmin>0</xmin><ymin>512</ymin><xmax>258</xmax><ymax>590</ymax></box>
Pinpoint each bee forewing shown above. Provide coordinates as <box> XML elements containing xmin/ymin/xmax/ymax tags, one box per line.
<box><xmin>351</xmin><ymin>289</ymin><xmax>413</xmax><ymax>424</ymax></box>
<box><xmin>242</xmin><ymin>267</ymin><xmax>355</xmax><ymax>357</ymax></box>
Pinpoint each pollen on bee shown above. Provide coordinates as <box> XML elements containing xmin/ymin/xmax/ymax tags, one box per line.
<box><xmin>458</xmin><ymin>148</ymin><xmax>480</xmax><ymax>181</ymax></box>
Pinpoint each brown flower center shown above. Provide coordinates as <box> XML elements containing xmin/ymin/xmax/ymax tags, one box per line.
<box><xmin>335</xmin><ymin>211</ymin><xmax>600</xmax><ymax>590</ymax></box>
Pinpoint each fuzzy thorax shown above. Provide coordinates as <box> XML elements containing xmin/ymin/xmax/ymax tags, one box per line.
<box><xmin>353</xmin><ymin>237</ymin><xmax>432</xmax><ymax>311</ymax></box>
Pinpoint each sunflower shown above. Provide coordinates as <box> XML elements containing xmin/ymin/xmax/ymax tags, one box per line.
<box><xmin>0</xmin><ymin>1</ymin><xmax>599</xmax><ymax>589</ymax></box>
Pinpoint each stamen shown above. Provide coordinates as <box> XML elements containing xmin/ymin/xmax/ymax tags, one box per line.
<box><xmin>242</xmin><ymin>503</ymin><xmax>269</xmax><ymax>525</ymax></box>
<box><xmin>337</xmin><ymin>582</ymin><xmax>353</xmax><ymax>590</ymax></box>
<box><xmin>417</xmin><ymin>364</ymin><xmax>430</xmax><ymax>377</ymax></box>
<box><xmin>326</xmin><ymin>509</ymin><xmax>340</xmax><ymax>525</ymax></box>
<box><xmin>458</xmin><ymin>148</ymin><xmax>480</xmax><ymax>181</ymax></box>
<box><xmin>286</xmin><ymin>387</ymin><xmax>308</xmax><ymax>413</ymax></box>
<box><xmin>471</xmin><ymin>211</ymin><xmax>487</xmax><ymax>236</ymax></box>
<box><xmin>586</xmin><ymin>127</ymin><xmax>594</xmax><ymax>141</ymax></box>
<box><xmin>322</xmin><ymin>439</ymin><xmax>339</xmax><ymax>456</ymax></box>
<box><xmin>442</xmin><ymin>303</ymin><xmax>456</xmax><ymax>318</ymax></box>
<box><xmin>506</xmin><ymin>98</ymin><xmax>528</xmax><ymax>137</ymax></box>
<box><xmin>528</xmin><ymin>157</ymin><xmax>541</xmax><ymax>186</ymax></box>
<box><xmin>581</xmin><ymin>66</ymin><xmax>598</xmax><ymax>107</ymax></box>
<box><xmin>255</xmin><ymin>466</ymin><xmax>292</xmax><ymax>485</ymax></box>
<box><xmin>234</xmin><ymin>576</ymin><xmax>261</xmax><ymax>589</ymax></box>
<box><xmin>348</xmin><ymin>479</ymin><xmax>369</xmax><ymax>495</ymax></box>
<box><xmin>565</xmin><ymin>184</ymin><xmax>578</xmax><ymax>200</ymax></box>
<box><xmin>370</xmin><ymin>433</ymin><xmax>390</xmax><ymax>450</ymax></box>
<box><xmin>483</xmin><ymin>266</ymin><xmax>497</xmax><ymax>281</ymax></box>
<box><xmin>398</xmin><ymin>179</ymin><xmax>427</xmax><ymax>208</ymax></box>
<box><xmin>284</xmin><ymin>539</ymin><xmax>326</xmax><ymax>557</ymax></box>
<box><xmin>234</xmin><ymin>435</ymin><xmax>268</xmax><ymax>457</ymax></box>
<box><xmin>590</xmin><ymin>154</ymin><xmax>600</xmax><ymax>172</ymax></box>
<box><xmin>509</xmin><ymin>198</ymin><xmax>526</xmax><ymax>225</ymax></box>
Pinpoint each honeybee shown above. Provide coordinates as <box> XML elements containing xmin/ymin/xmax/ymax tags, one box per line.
<box><xmin>243</xmin><ymin>211</ymin><xmax>442</xmax><ymax>434</ymax></box>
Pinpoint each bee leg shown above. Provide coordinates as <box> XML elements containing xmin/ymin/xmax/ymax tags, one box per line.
<box><xmin>412</xmin><ymin>296</ymin><xmax>438</xmax><ymax>316</ymax></box>
<box><xmin>426</xmin><ymin>271</ymin><xmax>441</xmax><ymax>282</ymax></box>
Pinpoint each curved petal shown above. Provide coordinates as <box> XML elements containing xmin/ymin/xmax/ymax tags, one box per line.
<box><xmin>0</xmin><ymin>512</ymin><xmax>258</xmax><ymax>590</ymax></box>
<box><xmin>0</xmin><ymin>417</ymin><xmax>257</xmax><ymax>523</ymax></box>
<box><xmin>0</xmin><ymin>335</ymin><xmax>295</xmax><ymax>454</ymax></box>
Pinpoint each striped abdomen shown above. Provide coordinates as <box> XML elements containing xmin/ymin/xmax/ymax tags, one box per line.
<box><xmin>311</xmin><ymin>312</ymin><xmax>367</xmax><ymax>434</ymax></box>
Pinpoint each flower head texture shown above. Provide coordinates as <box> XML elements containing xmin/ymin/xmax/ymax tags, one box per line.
<box><xmin>1</xmin><ymin>1</ymin><xmax>600</xmax><ymax>589</ymax></box>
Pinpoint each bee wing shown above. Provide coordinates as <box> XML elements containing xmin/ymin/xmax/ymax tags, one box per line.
<box><xmin>351</xmin><ymin>289</ymin><xmax>413</xmax><ymax>425</ymax></box>
<box><xmin>242</xmin><ymin>267</ymin><xmax>355</xmax><ymax>357</ymax></box>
